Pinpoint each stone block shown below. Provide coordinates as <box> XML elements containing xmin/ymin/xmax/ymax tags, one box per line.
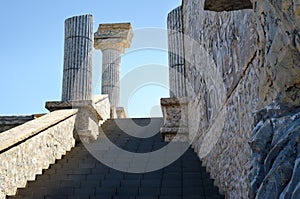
<box><xmin>45</xmin><ymin>95</ymin><xmax>110</xmax><ymax>143</ymax></box>
<box><xmin>116</xmin><ymin>107</ymin><xmax>127</xmax><ymax>118</ymax></box>
<box><xmin>0</xmin><ymin>110</ymin><xmax>77</xmax><ymax>198</ymax></box>
<box><xmin>94</xmin><ymin>23</ymin><xmax>133</xmax><ymax>53</ymax></box>
<box><xmin>160</xmin><ymin>97</ymin><xmax>188</xmax><ymax>142</ymax></box>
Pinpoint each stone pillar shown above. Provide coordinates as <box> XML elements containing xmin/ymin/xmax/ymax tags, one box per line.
<box><xmin>62</xmin><ymin>14</ymin><xmax>93</xmax><ymax>102</ymax></box>
<box><xmin>94</xmin><ymin>23</ymin><xmax>133</xmax><ymax>109</ymax></box>
<box><xmin>168</xmin><ymin>6</ymin><xmax>186</xmax><ymax>98</ymax></box>
<box><xmin>45</xmin><ymin>15</ymin><xmax>111</xmax><ymax>143</ymax></box>
<box><xmin>101</xmin><ymin>49</ymin><xmax>121</xmax><ymax>107</ymax></box>
<box><xmin>160</xmin><ymin>6</ymin><xmax>188</xmax><ymax>142</ymax></box>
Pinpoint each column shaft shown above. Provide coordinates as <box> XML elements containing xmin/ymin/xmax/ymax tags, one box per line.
<box><xmin>62</xmin><ymin>15</ymin><xmax>93</xmax><ymax>101</ymax></box>
<box><xmin>101</xmin><ymin>49</ymin><xmax>121</xmax><ymax>107</ymax></box>
<box><xmin>168</xmin><ymin>6</ymin><xmax>186</xmax><ymax>98</ymax></box>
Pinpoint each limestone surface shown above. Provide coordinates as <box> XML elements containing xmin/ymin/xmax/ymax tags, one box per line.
<box><xmin>0</xmin><ymin>116</ymin><xmax>34</xmax><ymax>133</ymax></box>
<box><xmin>182</xmin><ymin>0</ymin><xmax>259</xmax><ymax>197</ymax></box>
<box><xmin>0</xmin><ymin>110</ymin><xmax>77</xmax><ymax>198</ymax></box>
<box><xmin>160</xmin><ymin>97</ymin><xmax>188</xmax><ymax>142</ymax></box>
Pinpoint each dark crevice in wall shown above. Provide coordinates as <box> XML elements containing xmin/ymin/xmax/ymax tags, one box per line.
<box><xmin>204</xmin><ymin>0</ymin><xmax>253</xmax><ymax>12</ymax></box>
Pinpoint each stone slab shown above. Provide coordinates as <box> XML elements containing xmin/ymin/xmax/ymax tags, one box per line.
<box><xmin>0</xmin><ymin>109</ymin><xmax>77</xmax><ymax>152</ymax></box>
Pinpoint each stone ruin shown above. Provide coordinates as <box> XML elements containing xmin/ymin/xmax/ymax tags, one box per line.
<box><xmin>161</xmin><ymin>0</ymin><xmax>300</xmax><ymax>198</ymax></box>
<box><xmin>0</xmin><ymin>0</ymin><xmax>299</xmax><ymax>198</ymax></box>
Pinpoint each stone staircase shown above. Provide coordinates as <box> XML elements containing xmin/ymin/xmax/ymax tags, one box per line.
<box><xmin>9</xmin><ymin>118</ymin><xmax>224</xmax><ymax>199</ymax></box>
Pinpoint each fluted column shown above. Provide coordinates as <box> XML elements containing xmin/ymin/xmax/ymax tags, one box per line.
<box><xmin>160</xmin><ymin>6</ymin><xmax>188</xmax><ymax>142</ymax></box>
<box><xmin>94</xmin><ymin>23</ymin><xmax>133</xmax><ymax>108</ymax></box>
<box><xmin>101</xmin><ymin>49</ymin><xmax>121</xmax><ymax>107</ymax></box>
<box><xmin>168</xmin><ymin>6</ymin><xmax>186</xmax><ymax>98</ymax></box>
<box><xmin>62</xmin><ymin>15</ymin><xmax>93</xmax><ymax>102</ymax></box>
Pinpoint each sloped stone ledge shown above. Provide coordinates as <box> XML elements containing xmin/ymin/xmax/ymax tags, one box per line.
<box><xmin>0</xmin><ymin>109</ymin><xmax>78</xmax><ymax>198</ymax></box>
<box><xmin>0</xmin><ymin>115</ymin><xmax>35</xmax><ymax>133</ymax></box>
<box><xmin>45</xmin><ymin>95</ymin><xmax>110</xmax><ymax>143</ymax></box>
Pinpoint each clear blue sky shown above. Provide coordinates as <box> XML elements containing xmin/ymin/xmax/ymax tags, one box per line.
<box><xmin>0</xmin><ymin>0</ymin><xmax>181</xmax><ymax>117</ymax></box>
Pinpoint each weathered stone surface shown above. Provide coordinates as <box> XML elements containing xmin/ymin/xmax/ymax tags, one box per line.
<box><xmin>0</xmin><ymin>116</ymin><xmax>34</xmax><ymax>133</ymax></box>
<box><xmin>160</xmin><ymin>97</ymin><xmax>188</xmax><ymax>142</ymax></box>
<box><xmin>248</xmin><ymin>1</ymin><xmax>300</xmax><ymax>197</ymax></box>
<box><xmin>280</xmin><ymin>157</ymin><xmax>300</xmax><ymax>199</ymax></box>
<box><xmin>182</xmin><ymin>0</ymin><xmax>259</xmax><ymax>197</ymax></box>
<box><xmin>252</xmin><ymin>0</ymin><xmax>300</xmax><ymax>108</ymax></box>
<box><xmin>101</xmin><ymin>48</ymin><xmax>121</xmax><ymax>108</ymax></box>
<box><xmin>94</xmin><ymin>23</ymin><xmax>133</xmax><ymax>53</ymax></box>
<box><xmin>0</xmin><ymin>110</ymin><xmax>77</xmax><ymax>152</ymax></box>
<box><xmin>204</xmin><ymin>0</ymin><xmax>252</xmax><ymax>12</ymax></box>
<box><xmin>94</xmin><ymin>23</ymin><xmax>133</xmax><ymax>109</ymax></box>
<box><xmin>168</xmin><ymin>6</ymin><xmax>186</xmax><ymax>98</ymax></box>
<box><xmin>0</xmin><ymin>110</ymin><xmax>77</xmax><ymax>198</ymax></box>
<box><xmin>250</xmin><ymin>104</ymin><xmax>300</xmax><ymax>199</ymax></box>
<box><xmin>62</xmin><ymin>14</ymin><xmax>94</xmax><ymax>101</ymax></box>
<box><xmin>116</xmin><ymin>107</ymin><xmax>127</xmax><ymax>118</ymax></box>
<box><xmin>181</xmin><ymin>0</ymin><xmax>300</xmax><ymax>197</ymax></box>
<box><xmin>93</xmin><ymin>95</ymin><xmax>110</xmax><ymax>124</ymax></box>
<box><xmin>46</xmin><ymin>95</ymin><xmax>110</xmax><ymax>142</ymax></box>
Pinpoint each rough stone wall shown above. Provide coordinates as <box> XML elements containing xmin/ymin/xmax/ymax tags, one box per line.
<box><xmin>248</xmin><ymin>0</ymin><xmax>300</xmax><ymax>198</ymax></box>
<box><xmin>182</xmin><ymin>0</ymin><xmax>259</xmax><ymax>197</ymax></box>
<box><xmin>182</xmin><ymin>0</ymin><xmax>300</xmax><ymax>198</ymax></box>
<box><xmin>0</xmin><ymin>110</ymin><xmax>77</xmax><ymax>198</ymax></box>
<box><xmin>252</xmin><ymin>0</ymin><xmax>300</xmax><ymax>109</ymax></box>
<box><xmin>249</xmin><ymin>103</ymin><xmax>300</xmax><ymax>198</ymax></box>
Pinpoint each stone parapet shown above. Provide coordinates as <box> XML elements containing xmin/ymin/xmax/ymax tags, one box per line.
<box><xmin>0</xmin><ymin>110</ymin><xmax>77</xmax><ymax>198</ymax></box>
<box><xmin>0</xmin><ymin>116</ymin><xmax>34</xmax><ymax>133</ymax></box>
<box><xmin>46</xmin><ymin>95</ymin><xmax>110</xmax><ymax>142</ymax></box>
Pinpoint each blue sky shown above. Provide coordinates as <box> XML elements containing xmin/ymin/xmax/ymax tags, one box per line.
<box><xmin>0</xmin><ymin>0</ymin><xmax>181</xmax><ymax>117</ymax></box>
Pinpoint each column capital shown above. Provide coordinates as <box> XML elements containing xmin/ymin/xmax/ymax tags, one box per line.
<box><xmin>94</xmin><ymin>23</ymin><xmax>133</xmax><ymax>54</ymax></box>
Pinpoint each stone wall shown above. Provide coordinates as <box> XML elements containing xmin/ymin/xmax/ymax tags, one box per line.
<box><xmin>0</xmin><ymin>110</ymin><xmax>77</xmax><ymax>199</ymax></box>
<box><xmin>249</xmin><ymin>0</ymin><xmax>300</xmax><ymax>198</ymax></box>
<box><xmin>249</xmin><ymin>103</ymin><xmax>300</xmax><ymax>198</ymax></box>
<box><xmin>182</xmin><ymin>0</ymin><xmax>259</xmax><ymax>197</ymax></box>
<box><xmin>181</xmin><ymin>0</ymin><xmax>300</xmax><ymax>198</ymax></box>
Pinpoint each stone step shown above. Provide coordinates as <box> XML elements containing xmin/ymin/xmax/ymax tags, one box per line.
<box><xmin>9</xmin><ymin>118</ymin><xmax>224</xmax><ymax>199</ymax></box>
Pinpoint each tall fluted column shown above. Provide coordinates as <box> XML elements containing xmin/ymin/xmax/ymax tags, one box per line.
<box><xmin>62</xmin><ymin>15</ymin><xmax>93</xmax><ymax>101</ymax></box>
<box><xmin>101</xmin><ymin>49</ymin><xmax>121</xmax><ymax>107</ymax></box>
<box><xmin>160</xmin><ymin>6</ymin><xmax>188</xmax><ymax>142</ymax></box>
<box><xmin>94</xmin><ymin>23</ymin><xmax>133</xmax><ymax>108</ymax></box>
<box><xmin>168</xmin><ymin>6</ymin><xmax>186</xmax><ymax>98</ymax></box>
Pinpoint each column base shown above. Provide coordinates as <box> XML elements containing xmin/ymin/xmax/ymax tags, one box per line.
<box><xmin>45</xmin><ymin>95</ymin><xmax>110</xmax><ymax>143</ymax></box>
